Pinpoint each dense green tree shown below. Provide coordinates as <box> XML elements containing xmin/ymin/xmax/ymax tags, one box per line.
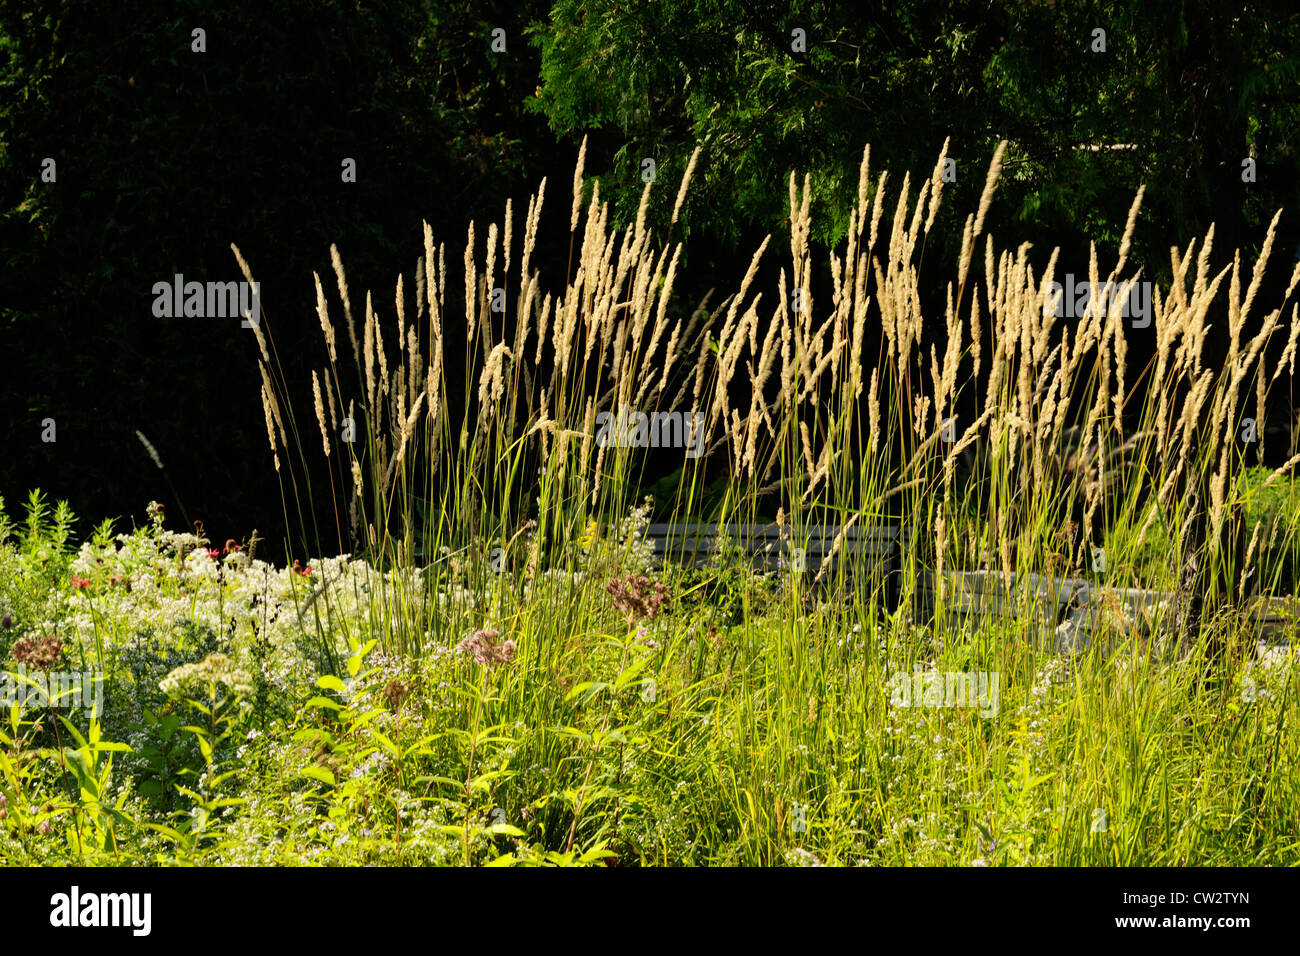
<box><xmin>528</xmin><ymin>0</ymin><xmax>1300</xmax><ymax>283</ymax></box>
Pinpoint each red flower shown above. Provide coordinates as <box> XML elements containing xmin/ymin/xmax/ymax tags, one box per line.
<box><xmin>70</xmin><ymin>576</ymin><xmax>91</xmax><ymax>589</ymax></box>
<box><xmin>205</xmin><ymin>548</ymin><xmax>221</xmax><ymax>560</ymax></box>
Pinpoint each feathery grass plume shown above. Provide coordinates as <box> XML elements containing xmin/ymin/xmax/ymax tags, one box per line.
<box><xmin>555</xmin><ymin>270</ymin><xmax>584</xmax><ymax>388</ymax></box>
<box><xmin>350</xmin><ymin>457</ymin><xmax>363</xmax><ymax>499</ymax></box>
<box><xmin>422</xmin><ymin>221</ymin><xmax>439</xmax><ymax>329</ymax></box>
<box><xmin>1257</xmin><ymin>451</ymin><xmax>1300</xmax><ymax>495</ymax></box>
<box><xmin>464</xmin><ymin>221</ymin><xmax>479</xmax><ymax>351</ymax></box>
<box><xmin>230</xmin><ymin>242</ymin><xmax>257</xmax><ymax>315</ymax></box>
<box><xmin>503</xmin><ymin>197</ymin><xmax>513</xmax><ymax>283</ymax></box>
<box><xmin>363</xmin><ymin>291</ymin><xmax>377</xmax><ymax>417</ymax></box>
<box><xmin>956</xmin><ymin>141</ymin><xmax>1007</xmax><ymax>304</ymax></box>
<box><xmin>386</xmin><ymin>390</ymin><xmax>426</xmax><ymax>479</ymax></box>
<box><xmin>314</xmin><ymin>271</ymin><xmax>338</xmax><ymax>365</ymax></box>
<box><xmin>230</xmin><ymin>243</ymin><xmax>270</xmax><ymax>363</ymax></box>
<box><xmin>578</xmin><ymin>395</ymin><xmax>596</xmax><ymax>472</ymax></box>
<box><xmin>924</xmin><ymin>137</ymin><xmax>950</xmax><ymax>235</ymax></box>
<box><xmin>478</xmin><ymin>342</ymin><xmax>511</xmax><ymax>411</ymax></box>
<box><xmin>632</xmin><ymin>181</ymin><xmax>653</xmax><ymax>263</ymax></box>
<box><xmin>230</xmin><ymin>241</ymin><xmax>254</xmax><ymax>289</ymax></box>
<box><xmin>248</xmin><ymin>309</ymin><xmax>271</xmax><ymax>365</ymax></box>
<box><xmin>972</xmin><ymin>141</ymin><xmax>1006</xmax><ymax>246</ymax></box>
<box><xmin>672</xmin><ymin>145</ymin><xmax>701</xmax><ymax>226</ymax></box>
<box><xmin>646</xmin><ymin>244</ymin><xmax>682</xmax><ymax>358</ymax></box>
<box><xmin>423</xmin><ymin>366</ymin><xmax>439</xmax><ymax>453</ymax></box>
<box><xmin>1273</xmin><ymin>302</ymin><xmax>1300</xmax><ymax>385</ymax></box>
<box><xmin>534</xmin><ymin>292</ymin><xmax>553</xmax><ymax>366</ymax></box>
<box><xmin>752</xmin><ymin>297</ymin><xmax>782</xmax><ymax>396</ymax></box>
<box><xmin>720</xmin><ymin>236</ymin><xmax>771</xmax><ymax>351</ymax></box>
<box><xmin>312</xmin><ymin>370</ymin><xmax>331</xmax><ymax>459</ymax></box>
<box><xmin>395</xmin><ymin>271</ymin><xmax>406</xmax><ymax>339</ymax></box>
<box><xmin>136</xmin><ymin>430</ymin><xmax>164</xmax><ymax>469</ymax></box>
<box><xmin>259</xmin><ymin>362</ymin><xmax>288</xmax><ymax>449</ymax></box>
<box><xmin>522</xmin><ymin>178</ymin><xmax>546</xmax><ymax>285</ymax></box>
<box><xmin>438</xmin><ymin>240</ymin><xmax>447</xmax><ymax>313</ymax></box>
<box><xmin>655</xmin><ymin>312</ymin><xmax>686</xmax><ymax>398</ymax></box>
<box><xmin>374</xmin><ymin>305</ymin><xmax>389</xmax><ymax>401</ymax></box>
<box><xmin>571</xmin><ymin>134</ymin><xmax>588</xmax><ymax>233</ymax></box>
<box><xmin>728</xmin><ymin>407</ymin><xmax>745</xmax><ymax>468</ymax></box>
<box><xmin>414</xmin><ymin>253</ymin><xmax>426</xmax><ymax>324</ymax></box>
<box><xmin>627</xmin><ymin>246</ymin><xmax>671</xmax><ymax>371</ymax></box>
<box><xmin>260</xmin><ymin>382</ymin><xmax>280</xmax><ymax>472</ymax></box>
<box><xmin>886</xmin><ymin>169</ymin><xmax>910</xmax><ymax>277</ymax></box>
<box><xmin>588</xmin><ymin>425</ymin><xmax>605</xmax><ymax>505</ymax></box>
<box><xmin>1240</xmin><ymin>520</ymin><xmax>1265</xmax><ymax>601</ymax></box>
<box><xmin>330</xmin><ymin>244</ymin><xmax>359</xmax><ymax>367</ymax></box>
<box><xmin>407</xmin><ymin>325</ymin><xmax>421</xmax><ymax>412</ymax></box>
<box><xmin>1238</xmin><ymin>210</ymin><xmax>1282</xmax><ymax>335</ymax></box>
<box><xmin>798</xmin><ymin>420</ymin><xmax>816</xmax><ymax>477</ymax></box>
<box><xmin>854</xmin><ymin>145</ymin><xmax>872</xmax><ymax>239</ymax></box>
<box><xmin>928</xmin><ymin>343</ymin><xmax>944</xmax><ymax>431</ymax></box>
<box><xmin>688</xmin><ymin>323</ymin><xmax>714</xmax><ymax>419</ymax></box>
<box><xmin>848</xmin><ymin>252</ymin><xmax>870</xmax><ymax>398</ymax></box>
<box><xmin>512</xmin><ymin>276</ymin><xmax>536</xmax><ymax>387</ymax></box>
<box><xmin>484</xmin><ymin>220</ymin><xmax>499</xmax><ymax>331</ymax></box>
<box><xmin>867</xmin><ymin>366</ymin><xmax>881</xmax><ymax>452</ymax></box>
<box><xmin>324</xmin><ymin>366</ymin><xmax>339</xmax><ymax>433</ymax></box>
<box><xmin>906</xmin><ymin>175</ymin><xmax>931</xmax><ymax>256</ymax></box>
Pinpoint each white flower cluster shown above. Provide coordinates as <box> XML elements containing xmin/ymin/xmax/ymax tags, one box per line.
<box><xmin>160</xmin><ymin>652</ymin><xmax>255</xmax><ymax>699</ymax></box>
<box><xmin>56</xmin><ymin>526</ymin><xmax>434</xmax><ymax>698</ymax></box>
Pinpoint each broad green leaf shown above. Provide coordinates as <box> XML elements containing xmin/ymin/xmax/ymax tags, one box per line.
<box><xmin>317</xmin><ymin>675</ymin><xmax>347</xmax><ymax>693</ymax></box>
<box><xmin>300</xmin><ymin>766</ymin><xmax>336</xmax><ymax>786</ymax></box>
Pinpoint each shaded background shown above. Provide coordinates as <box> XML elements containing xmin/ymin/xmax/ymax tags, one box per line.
<box><xmin>3</xmin><ymin>0</ymin><xmax>1298</xmax><ymax>558</ymax></box>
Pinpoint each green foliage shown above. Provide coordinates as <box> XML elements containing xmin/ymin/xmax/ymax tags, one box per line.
<box><xmin>1241</xmin><ymin>465</ymin><xmax>1300</xmax><ymax>594</ymax></box>
<box><xmin>0</xmin><ymin>491</ymin><xmax>78</xmax><ymax>657</ymax></box>
<box><xmin>530</xmin><ymin>0</ymin><xmax>1300</xmax><ymax>282</ymax></box>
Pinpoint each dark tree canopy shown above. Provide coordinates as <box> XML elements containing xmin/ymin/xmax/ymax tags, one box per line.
<box><xmin>3</xmin><ymin>0</ymin><xmax>1298</xmax><ymax>549</ymax></box>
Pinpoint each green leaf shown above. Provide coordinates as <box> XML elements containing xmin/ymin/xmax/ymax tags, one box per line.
<box><xmin>550</xmin><ymin>725</ymin><xmax>593</xmax><ymax>745</ymax></box>
<box><xmin>613</xmin><ymin>655</ymin><xmax>652</xmax><ymax>691</ymax></box>
<box><xmin>300</xmin><ymin>766</ymin><xmax>336</xmax><ymax>786</ymax></box>
<box><xmin>578</xmin><ymin>843</ymin><xmax>617</xmax><ymax>865</ymax></box>
<box><xmin>348</xmin><ymin>641</ymin><xmax>377</xmax><ymax>677</ymax></box>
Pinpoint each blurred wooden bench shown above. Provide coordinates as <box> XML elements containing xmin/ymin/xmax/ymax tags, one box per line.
<box><xmin>638</xmin><ymin>522</ymin><xmax>908</xmax><ymax>596</ymax></box>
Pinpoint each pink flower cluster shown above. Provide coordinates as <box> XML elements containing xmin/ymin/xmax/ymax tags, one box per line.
<box><xmin>456</xmin><ymin>628</ymin><xmax>517</xmax><ymax>667</ymax></box>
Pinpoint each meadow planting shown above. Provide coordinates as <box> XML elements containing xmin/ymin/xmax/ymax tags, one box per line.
<box><xmin>3</xmin><ymin>142</ymin><xmax>1299</xmax><ymax>865</ymax></box>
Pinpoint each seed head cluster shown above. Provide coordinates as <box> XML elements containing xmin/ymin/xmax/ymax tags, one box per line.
<box><xmin>456</xmin><ymin>628</ymin><xmax>517</xmax><ymax>667</ymax></box>
<box><xmin>606</xmin><ymin>574</ymin><xmax>670</xmax><ymax>621</ymax></box>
